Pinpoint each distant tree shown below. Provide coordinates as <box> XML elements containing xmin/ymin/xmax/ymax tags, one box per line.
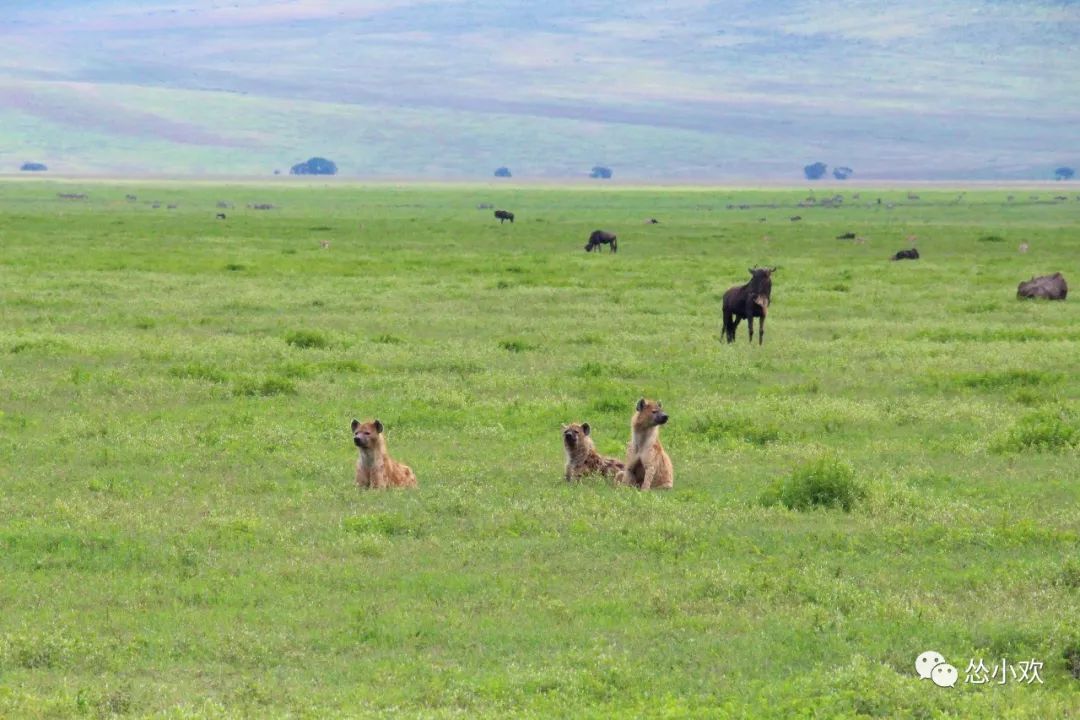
<box><xmin>20</xmin><ymin>162</ymin><xmax>47</xmax><ymax>172</ymax></box>
<box><xmin>833</xmin><ymin>166</ymin><xmax>853</xmax><ymax>180</ymax></box>
<box><xmin>290</xmin><ymin>157</ymin><xmax>338</xmax><ymax>175</ymax></box>
<box><xmin>494</xmin><ymin>167</ymin><xmax>512</xmax><ymax>178</ymax></box>
<box><xmin>804</xmin><ymin>162</ymin><xmax>827</xmax><ymax>180</ymax></box>
<box><xmin>1055</xmin><ymin>166</ymin><xmax>1075</xmax><ymax>180</ymax></box>
<box><xmin>590</xmin><ymin>166</ymin><xmax>613</xmax><ymax>179</ymax></box>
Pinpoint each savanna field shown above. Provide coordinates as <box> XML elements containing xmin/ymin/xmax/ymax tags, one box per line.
<box><xmin>2</xmin><ymin>180</ymin><xmax>1079</xmax><ymax>719</ymax></box>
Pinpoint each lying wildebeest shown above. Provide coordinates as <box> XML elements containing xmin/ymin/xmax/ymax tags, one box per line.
<box><xmin>891</xmin><ymin>248</ymin><xmax>919</xmax><ymax>261</ymax></box>
<box><xmin>494</xmin><ymin>209</ymin><xmax>514</xmax><ymax>223</ymax></box>
<box><xmin>585</xmin><ymin>230</ymin><xmax>617</xmax><ymax>253</ymax></box>
<box><xmin>836</xmin><ymin>232</ymin><xmax>856</xmax><ymax>239</ymax></box>
<box><xmin>1017</xmin><ymin>273</ymin><xmax>1067</xmax><ymax>300</ymax></box>
<box><xmin>722</xmin><ymin>267</ymin><xmax>776</xmax><ymax>345</ymax></box>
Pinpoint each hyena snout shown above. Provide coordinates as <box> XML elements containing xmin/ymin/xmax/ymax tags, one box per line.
<box><xmin>354</xmin><ymin>433</ymin><xmax>373</xmax><ymax>448</ymax></box>
<box><xmin>563</xmin><ymin>430</ymin><xmax>578</xmax><ymax>446</ymax></box>
<box><xmin>655</xmin><ymin>413</ymin><xmax>669</xmax><ymax>425</ymax></box>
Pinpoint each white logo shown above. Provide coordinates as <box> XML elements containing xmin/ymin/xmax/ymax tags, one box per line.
<box><xmin>916</xmin><ymin>650</ymin><xmax>956</xmax><ymax>688</ymax></box>
<box><xmin>917</xmin><ymin>651</ymin><xmax>1043</xmax><ymax>688</ymax></box>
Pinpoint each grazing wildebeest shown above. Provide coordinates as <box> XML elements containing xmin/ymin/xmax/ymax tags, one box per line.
<box><xmin>789</xmin><ymin>215</ymin><xmax>802</xmax><ymax>222</ymax></box>
<box><xmin>645</xmin><ymin>218</ymin><xmax>660</xmax><ymax>224</ymax></box>
<box><xmin>585</xmin><ymin>230</ymin><xmax>617</xmax><ymax>253</ymax></box>
<box><xmin>891</xmin><ymin>248</ymin><xmax>919</xmax><ymax>261</ymax></box>
<box><xmin>722</xmin><ymin>267</ymin><xmax>776</xmax><ymax>345</ymax></box>
<box><xmin>494</xmin><ymin>209</ymin><xmax>514</xmax><ymax>224</ymax></box>
<box><xmin>1017</xmin><ymin>273</ymin><xmax>1067</xmax><ymax>300</ymax></box>
<box><xmin>216</xmin><ymin>212</ymin><xmax>226</xmax><ymax>220</ymax></box>
<box><xmin>836</xmin><ymin>232</ymin><xmax>856</xmax><ymax>239</ymax></box>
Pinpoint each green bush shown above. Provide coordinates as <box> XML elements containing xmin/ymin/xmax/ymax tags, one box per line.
<box><xmin>761</xmin><ymin>454</ymin><xmax>864</xmax><ymax>511</ymax></box>
<box><xmin>285</xmin><ymin>329</ymin><xmax>330</xmax><ymax>349</ymax></box>
<box><xmin>994</xmin><ymin>406</ymin><xmax>1080</xmax><ymax>452</ymax></box>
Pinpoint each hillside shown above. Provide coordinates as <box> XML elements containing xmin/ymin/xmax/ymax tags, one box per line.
<box><xmin>1</xmin><ymin>0</ymin><xmax>1077</xmax><ymax>179</ymax></box>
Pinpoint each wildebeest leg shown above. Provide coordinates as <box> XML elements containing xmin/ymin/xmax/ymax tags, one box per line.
<box><xmin>747</xmin><ymin>315</ymin><xmax>754</xmax><ymax>343</ymax></box>
<box><xmin>724</xmin><ymin>313</ymin><xmax>738</xmax><ymax>343</ymax></box>
<box><xmin>758</xmin><ymin>315</ymin><xmax>765</xmax><ymax>345</ymax></box>
<box><xmin>611</xmin><ymin>239</ymin><xmax>617</xmax><ymax>253</ymax></box>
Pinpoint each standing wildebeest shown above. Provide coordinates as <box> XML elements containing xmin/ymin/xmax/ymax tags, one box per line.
<box><xmin>585</xmin><ymin>230</ymin><xmax>617</xmax><ymax>253</ymax></box>
<box><xmin>722</xmin><ymin>267</ymin><xmax>776</xmax><ymax>345</ymax></box>
<box><xmin>1017</xmin><ymin>273</ymin><xmax>1068</xmax><ymax>300</ymax></box>
<box><xmin>891</xmin><ymin>248</ymin><xmax>919</xmax><ymax>261</ymax></box>
<box><xmin>494</xmin><ymin>210</ymin><xmax>514</xmax><ymax>224</ymax></box>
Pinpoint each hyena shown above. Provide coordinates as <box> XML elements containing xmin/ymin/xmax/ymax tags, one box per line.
<box><xmin>562</xmin><ymin>422</ymin><xmax>624</xmax><ymax>482</ymax></box>
<box><xmin>614</xmin><ymin>398</ymin><xmax>673</xmax><ymax>490</ymax></box>
<box><xmin>351</xmin><ymin>418</ymin><xmax>417</xmax><ymax>489</ymax></box>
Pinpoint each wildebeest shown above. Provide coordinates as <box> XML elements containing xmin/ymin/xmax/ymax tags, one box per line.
<box><xmin>585</xmin><ymin>230</ymin><xmax>617</xmax><ymax>253</ymax></box>
<box><xmin>722</xmin><ymin>267</ymin><xmax>776</xmax><ymax>345</ymax></box>
<box><xmin>645</xmin><ymin>218</ymin><xmax>660</xmax><ymax>224</ymax></box>
<box><xmin>891</xmin><ymin>248</ymin><xmax>919</xmax><ymax>261</ymax></box>
<box><xmin>1017</xmin><ymin>273</ymin><xmax>1067</xmax><ymax>300</ymax></box>
<box><xmin>836</xmin><ymin>232</ymin><xmax>856</xmax><ymax>239</ymax></box>
<box><xmin>494</xmin><ymin>209</ymin><xmax>514</xmax><ymax>224</ymax></box>
<box><xmin>215</xmin><ymin>212</ymin><xmax>227</xmax><ymax>220</ymax></box>
<box><xmin>790</xmin><ymin>215</ymin><xmax>802</xmax><ymax>222</ymax></box>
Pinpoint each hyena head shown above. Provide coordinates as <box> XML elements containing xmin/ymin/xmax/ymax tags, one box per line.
<box><xmin>351</xmin><ymin>418</ymin><xmax>385</xmax><ymax>451</ymax></box>
<box><xmin>633</xmin><ymin>398</ymin><xmax>668</xmax><ymax>430</ymax></box>
<box><xmin>562</xmin><ymin>422</ymin><xmax>593</xmax><ymax>452</ymax></box>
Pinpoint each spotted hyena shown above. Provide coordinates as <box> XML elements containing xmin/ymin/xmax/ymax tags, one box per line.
<box><xmin>351</xmin><ymin>418</ymin><xmax>417</xmax><ymax>489</ymax></box>
<box><xmin>562</xmin><ymin>422</ymin><xmax>624</xmax><ymax>482</ymax></box>
<box><xmin>614</xmin><ymin>398</ymin><xmax>673</xmax><ymax>490</ymax></box>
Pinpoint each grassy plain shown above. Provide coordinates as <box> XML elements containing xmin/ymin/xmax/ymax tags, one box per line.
<box><xmin>1</xmin><ymin>180</ymin><xmax>1079</xmax><ymax>718</ymax></box>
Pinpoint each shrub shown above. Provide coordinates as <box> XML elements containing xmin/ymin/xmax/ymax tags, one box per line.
<box><xmin>233</xmin><ymin>376</ymin><xmax>296</xmax><ymax>397</ymax></box>
<box><xmin>993</xmin><ymin>406</ymin><xmax>1080</xmax><ymax>453</ymax></box>
<box><xmin>761</xmin><ymin>453</ymin><xmax>864</xmax><ymax>511</ymax></box>
<box><xmin>343</xmin><ymin>513</ymin><xmax>418</xmax><ymax>537</ymax></box>
<box><xmin>499</xmin><ymin>339</ymin><xmax>536</xmax><ymax>352</ymax></box>
<box><xmin>285</xmin><ymin>329</ymin><xmax>329</xmax><ymax>349</ymax></box>
<box><xmin>169</xmin><ymin>363</ymin><xmax>227</xmax><ymax>383</ymax></box>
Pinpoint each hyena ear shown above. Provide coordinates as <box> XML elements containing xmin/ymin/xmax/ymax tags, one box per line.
<box><xmin>636</xmin><ymin>398</ymin><xmax>646</xmax><ymax>412</ymax></box>
<box><xmin>374</xmin><ymin>419</ymin><xmax>384</xmax><ymax>434</ymax></box>
<box><xmin>351</xmin><ymin>418</ymin><xmax>360</xmax><ymax>432</ymax></box>
<box><xmin>581</xmin><ymin>422</ymin><xmax>591</xmax><ymax>436</ymax></box>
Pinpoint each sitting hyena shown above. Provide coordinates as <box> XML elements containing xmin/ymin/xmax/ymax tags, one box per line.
<box><xmin>614</xmin><ymin>398</ymin><xmax>673</xmax><ymax>490</ymax></box>
<box><xmin>562</xmin><ymin>422</ymin><xmax>625</xmax><ymax>482</ymax></box>
<box><xmin>351</xmin><ymin>418</ymin><xmax>417</xmax><ymax>489</ymax></box>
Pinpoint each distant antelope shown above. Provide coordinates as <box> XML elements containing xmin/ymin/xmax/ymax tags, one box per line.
<box><xmin>1019</xmin><ymin>242</ymin><xmax>1029</xmax><ymax>254</ymax></box>
<box><xmin>320</xmin><ymin>239</ymin><xmax>331</xmax><ymax>250</ymax></box>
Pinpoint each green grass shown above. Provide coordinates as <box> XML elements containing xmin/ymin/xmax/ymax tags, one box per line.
<box><xmin>1</xmin><ymin>180</ymin><xmax>1079</xmax><ymax>718</ymax></box>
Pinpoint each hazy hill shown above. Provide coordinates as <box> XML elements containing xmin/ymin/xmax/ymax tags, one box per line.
<box><xmin>1</xmin><ymin>0</ymin><xmax>1077</xmax><ymax>179</ymax></box>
